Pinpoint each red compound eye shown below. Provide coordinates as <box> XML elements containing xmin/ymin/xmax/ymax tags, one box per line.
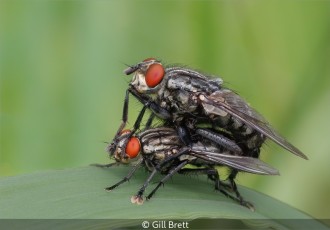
<box><xmin>145</xmin><ymin>63</ymin><xmax>165</xmax><ymax>88</ymax></box>
<box><xmin>125</xmin><ymin>137</ymin><xmax>141</xmax><ymax>158</ymax></box>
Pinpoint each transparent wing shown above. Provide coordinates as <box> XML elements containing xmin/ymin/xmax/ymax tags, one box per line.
<box><xmin>190</xmin><ymin>150</ymin><xmax>279</xmax><ymax>175</ymax></box>
<box><xmin>201</xmin><ymin>90</ymin><xmax>308</xmax><ymax>159</ymax></box>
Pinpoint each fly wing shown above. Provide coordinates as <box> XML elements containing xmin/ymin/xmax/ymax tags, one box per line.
<box><xmin>200</xmin><ymin>89</ymin><xmax>308</xmax><ymax>159</ymax></box>
<box><xmin>190</xmin><ymin>150</ymin><xmax>279</xmax><ymax>175</ymax></box>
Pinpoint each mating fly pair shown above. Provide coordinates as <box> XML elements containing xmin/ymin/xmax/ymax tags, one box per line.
<box><xmin>97</xmin><ymin>58</ymin><xmax>307</xmax><ymax>210</ymax></box>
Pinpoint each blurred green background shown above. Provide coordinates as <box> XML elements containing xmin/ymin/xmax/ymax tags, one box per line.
<box><xmin>1</xmin><ymin>0</ymin><xmax>330</xmax><ymax>219</ymax></box>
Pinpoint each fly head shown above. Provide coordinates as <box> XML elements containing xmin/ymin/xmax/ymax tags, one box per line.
<box><xmin>113</xmin><ymin>130</ymin><xmax>141</xmax><ymax>164</ymax></box>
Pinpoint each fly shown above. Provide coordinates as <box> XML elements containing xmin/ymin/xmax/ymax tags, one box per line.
<box><xmin>110</xmin><ymin>58</ymin><xmax>307</xmax><ymax>163</ymax></box>
<box><xmin>97</xmin><ymin>125</ymin><xmax>279</xmax><ymax>211</ymax></box>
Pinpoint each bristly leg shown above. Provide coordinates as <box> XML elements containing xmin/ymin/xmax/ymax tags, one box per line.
<box><xmin>145</xmin><ymin>160</ymin><xmax>188</xmax><ymax>201</ymax></box>
<box><xmin>179</xmin><ymin>167</ymin><xmax>255</xmax><ymax>211</ymax></box>
<box><xmin>195</xmin><ymin>128</ymin><xmax>242</xmax><ymax>154</ymax></box>
<box><xmin>224</xmin><ymin>169</ymin><xmax>255</xmax><ymax>211</ymax></box>
<box><xmin>107</xmin><ymin>89</ymin><xmax>131</xmax><ymax>155</ymax></box>
<box><xmin>133</xmin><ymin>149</ymin><xmax>190</xmax><ymax>203</ymax></box>
<box><xmin>131</xmin><ymin>168</ymin><xmax>158</xmax><ymax>205</ymax></box>
<box><xmin>144</xmin><ymin>113</ymin><xmax>156</xmax><ymax>130</ymax></box>
<box><xmin>103</xmin><ymin>158</ymin><xmax>143</xmax><ymax>191</ymax></box>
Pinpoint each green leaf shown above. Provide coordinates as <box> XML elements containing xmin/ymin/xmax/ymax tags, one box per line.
<box><xmin>0</xmin><ymin>166</ymin><xmax>327</xmax><ymax>229</ymax></box>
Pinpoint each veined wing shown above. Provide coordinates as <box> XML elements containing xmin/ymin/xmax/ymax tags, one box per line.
<box><xmin>200</xmin><ymin>90</ymin><xmax>308</xmax><ymax>160</ymax></box>
<box><xmin>190</xmin><ymin>150</ymin><xmax>279</xmax><ymax>175</ymax></box>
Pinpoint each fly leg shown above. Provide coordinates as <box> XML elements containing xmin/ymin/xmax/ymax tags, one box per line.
<box><xmin>144</xmin><ymin>113</ymin><xmax>156</xmax><ymax>130</ymax></box>
<box><xmin>228</xmin><ymin>169</ymin><xmax>255</xmax><ymax>211</ymax></box>
<box><xmin>107</xmin><ymin>88</ymin><xmax>152</xmax><ymax>157</ymax></box>
<box><xmin>104</xmin><ymin>158</ymin><xmax>144</xmax><ymax>191</ymax></box>
<box><xmin>116</xmin><ymin>105</ymin><xmax>148</xmax><ymax>159</ymax></box>
<box><xmin>131</xmin><ymin>148</ymin><xmax>190</xmax><ymax>205</ymax></box>
<box><xmin>110</xmin><ymin>103</ymin><xmax>148</xmax><ymax>158</ymax></box>
<box><xmin>179</xmin><ymin>167</ymin><xmax>255</xmax><ymax>211</ymax></box>
<box><xmin>131</xmin><ymin>168</ymin><xmax>158</xmax><ymax>205</ymax></box>
<box><xmin>196</xmin><ymin>128</ymin><xmax>242</xmax><ymax>154</ymax></box>
<box><xmin>145</xmin><ymin>146</ymin><xmax>191</xmax><ymax>199</ymax></box>
<box><xmin>129</xmin><ymin>88</ymin><xmax>172</xmax><ymax>120</ymax></box>
<box><xmin>107</xmin><ymin>89</ymin><xmax>131</xmax><ymax>155</ymax></box>
<box><xmin>145</xmin><ymin>161</ymin><xmax>188</xmax><ymax>201</ymax></box>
